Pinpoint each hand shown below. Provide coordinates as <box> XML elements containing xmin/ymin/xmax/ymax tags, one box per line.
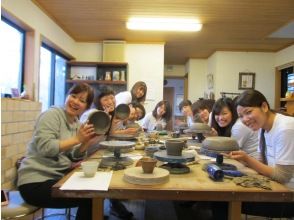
<box><xmin>79</xmin><ymin>134</ymin><xmax>104</xmax><ymax>153</ymax></box>
<box><xmin>207</xmin><ymin>127</ymin><xmax>218</xmax><ymax>136</ymax></box>
<box><xmin>85</xmin><ymin>134</ymin><xmax>104</xmax><ymax>147</ymax></box>
<box><xmin>226</xmin><ymin>150</ymin><xmax>249</xmax><ymax>163</ymax></box>
<box><xmin>77</xmin><ymin>122</ymin><xmax>95</xmax><ymax>144</ymax></box>
<box><xmin>103</xmin><ymin>105</ymin><xmax>115</xmax><ymax>114</ymax></box>
<box><xmin>124</xmin><ymin>127</ymin><xmax>138</xmax><ymax>134</ymax></box>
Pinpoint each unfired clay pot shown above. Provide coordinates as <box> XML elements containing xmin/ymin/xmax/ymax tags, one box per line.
<box><xmin>141</xmin><ymin>157</ymin><xmax>157</xmax><ymax>174</ymax></box>
<box><xmin>165</xmin><ymin>140</ymin><xmax>185</xmax><ymax>156</ymax></box>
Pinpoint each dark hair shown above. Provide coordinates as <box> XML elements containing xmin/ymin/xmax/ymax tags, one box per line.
<box><xmin>94</xmin><ymin>86</ymin><xmax>115</xmax><ymax>111</ymax></box>
<box><xmin>211</xmin><ymin>97</ymin><xmax>238</xmax><ymax>137</ymax></box>
<box><xmin>152</xmin><ymin>100</ymin><xmax>172</xmax><ymax>121</ymax></box>
<box><xmin>131</xmin><ymin>81</ymin><xmax>147</xmax><ymax>103</ymax></box>
<box><xmin>67</xmin><ymin>83</ymin><xmax>94</xmax><ymax>109</ymax></box>
<box><xmin>192</xmin><ymin>99</ymin><xmax>215</xmax><ymax>115</ymax></box>
<box><xmin>235</xmin><ymin>89</ymin><xmax>270</xmax><ymax>109</ymax></box>
<box><xmin>130</xmin><ymin>101</ymin><xmax>146</xmax><ymax>120</ymax></box>
<box><xmin>178</xmin><ymin>100</ymin><xmax>192</xmax><ymax>111</ymax></box>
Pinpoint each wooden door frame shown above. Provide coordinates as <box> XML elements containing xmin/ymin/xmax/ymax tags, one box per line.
<box><xmin>164</xmin><ymin>75</ymin><xmax>187</xmax><ymax>98</ymax></box>
<box><xmin>275</xmin><ymin>61</ymin><xmax>294</xmax><ymax>110</ymax></box>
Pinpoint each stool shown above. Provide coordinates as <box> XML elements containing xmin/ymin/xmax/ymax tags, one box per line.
<box><xmin>1</xmin><ymin>191</ymin><xmax>39</xmax><ymax>220</ymax></box>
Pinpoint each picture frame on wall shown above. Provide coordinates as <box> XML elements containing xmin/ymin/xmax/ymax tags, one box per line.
<box><xmin>238</xmin><ymin>72</ymin><xmax>255</xmax><ymax>90</ymax></box>
<box><xmin>207</xmin><ymin>73</ymin><xmax>214</xmax><ymax>89</ymax></box>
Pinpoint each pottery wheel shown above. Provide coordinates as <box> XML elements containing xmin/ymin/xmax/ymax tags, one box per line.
<box><xmin>100</xmin><ymin>156</ymin><xmax>134</xmax><ymax>169</ymax></box>
<box><xmin>99</xmin><ymin>141</ymin><xmax>135</xmax><ymax>169</ymax></box>
<box><xmin>160</xmin><ymin>163</ymin><xmax>190</xmax><ymax>174</ymax></box>
<box><xmin>154</xmin><ymin>151</ymin><xmax>195</xmax><ymax>164</ymax></box>
<box><xmin>109</xmin><ymin>134</ymin><xmax>138</xmax><ymax>141</ymax></box>
<box><xmin>123</xmin><ymin>167</ymin><xmax>169</xmax><ymax>185</ymax></box>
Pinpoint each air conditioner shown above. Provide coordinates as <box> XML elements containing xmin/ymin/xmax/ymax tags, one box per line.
<box><xmin>102</xmin><ymin>40</ymin><xmax>126</xmax><ymax>62</ymax></box>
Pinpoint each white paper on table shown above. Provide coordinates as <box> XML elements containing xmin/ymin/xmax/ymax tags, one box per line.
<box><xmin>199</xmin><ymin>155</ymin><xmax>215</xmax><ymax>160</ymax></box>
<box><xmin>60</xmin><ymin>171</ymin><xmax>113</xmax><ymax>191</ymax></box>
<box><xmin>124</xmin><ymin>154</ymin><xmax>143</xmax><ymax>160</ymax></box>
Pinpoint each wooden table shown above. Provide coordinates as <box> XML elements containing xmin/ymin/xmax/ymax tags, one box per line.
<box><xmin>52</xmin><ymin>150</ymin><xmax>293</xmax><ymax>220</ymax></box>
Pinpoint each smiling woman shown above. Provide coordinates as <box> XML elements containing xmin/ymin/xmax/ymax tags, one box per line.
<box><xmin>16</xmin><ymin>82</ymin><xmax>105</xmax><ymax>220</ymax></box>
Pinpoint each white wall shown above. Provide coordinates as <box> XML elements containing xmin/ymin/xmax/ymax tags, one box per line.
<box><xmin>125</xmin><ymin>44</ymin><xmax>165</xmax><ymax>113</ymax></box>
<box><xmin>188</xmin><ymin>52</ymin><xmax>276</xmax><ymax>107</ymax></box>
<box><xmin>186</xmin><ymin>59</ymin><xmax>207</xmax><ymax>102</ymax></box>
<box><xmin>275</xmin><ymin>45</ymin><xmax>294</xmax><ymax>67</ymax></box>
<box><xmin>164</xmin><ymin>65</ymin><xmax>186</xmax><ymax>76</ymax></box>
<box><xmin>75</xmin><ymin>43</ymin><xmax>102</xmax><ymax>62</ymax></box>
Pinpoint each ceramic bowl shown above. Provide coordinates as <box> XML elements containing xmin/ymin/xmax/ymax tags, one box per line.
<box><xmin>88</xmin><ymin>110</ymin><xmax>111</xmax><ymax>134</ymax></box>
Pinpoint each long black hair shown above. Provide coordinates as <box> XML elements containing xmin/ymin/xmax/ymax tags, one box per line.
<box><xmin>152</xmin><ymin>100</ymin><xmax>172</xmax><ymax>122</ymax></box>
<box><xmin>235</xmin><ymin>89</ymin><xmax>270</xmax><ymax>109</ymax></box>
<box><xmin>210</xmin><ymin>97</ymin><xmax>238</xmax><ymax>137</ymax></box>
<box><xmin>131</xmin><ymin>81</ymin><xmax>147</xmax><ymax>103</ymax></box>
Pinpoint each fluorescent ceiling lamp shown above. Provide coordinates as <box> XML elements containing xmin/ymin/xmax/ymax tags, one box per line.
<box><xmin>126</xmin><ymin>18</ymin><xmax>202</xmax><ymax>32</ymax></box>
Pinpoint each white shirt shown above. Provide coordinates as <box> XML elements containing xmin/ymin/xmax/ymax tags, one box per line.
<box><xmin>263</xmin><ymin>113</ymin><xmax>294</xmax><ymax>190</ymax></box>
<box><xmin>231</xmin><ymin>118</ymin><xmax>260</xmax><ymax>159</ymax></box>
<box><xmin>115</xmin><ymin>91</ymin><xmax>132</xmax><ymax>106</ymax></box>
<box><xmin>142</xmin><ymin>112</ymin><xmax>167</xmax><ymax>132</ymax></box>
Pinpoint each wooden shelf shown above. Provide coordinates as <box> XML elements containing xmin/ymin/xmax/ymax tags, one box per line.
<box><xmin>66</xmin><ymin>79</ymin><xmax>127</xmax><ymax>85</ymax></box>
<box><xmin>68</xmin><ymin>61</ymin><xmax>128</xmax><ymax>66</ymax></box>
<box><xmin>280</xmin><ymin>98</ymin><xmax>294</xmax><ymax>102</ymax></box>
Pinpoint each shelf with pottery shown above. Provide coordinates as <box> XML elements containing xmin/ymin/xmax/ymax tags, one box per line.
<box><xmin>66</xmin><ymin>79</ymin><xmax>126</xmax><ymax>85</ymax></box>
<box><xmin>280</xmin><ymin>97</ymin><xmax>294</xmax><ymax>115</ymax></box>
<box><xmin>66</xmin><ymin>61</ymin><xmax>128</xmax><ymax>94</ymax></box>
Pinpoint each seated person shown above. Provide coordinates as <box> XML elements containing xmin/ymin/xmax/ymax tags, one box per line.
<box><xmin>142</xmin><ymin>100</ymin><xmax>172</xmax><ymax>132</ymax></box>
<box><xmin>178</xmin><ymin>99</ymin><xmax>196</xmax><ymax>126</ymax></box>
<box><xmin>110</xmin><ymin>102</ymin><xmax>145</xmax><ymax>135</ymax></box>
<box><xmin>192</xmin><ymin>98</ymin><xmax>215</xmax><ymax>125</ymax></box>
<box><xmin>17</xmin><ymin>83</ymin><xmax>98</xmax><ymax>220</ymax></box>
<box><xmin>115</xmin><ymin>81</ymin><xmax>147</xmax><ymax>105</ymax></box>
<box><xmin>212</xmin><ymin>90</ymin><xmax>294</xmax><ymax>219</ymax></box>
<box><xmin>210</xmin><ymin>97</ymin><xmax>259</xmax><ymax>159</ymax></box>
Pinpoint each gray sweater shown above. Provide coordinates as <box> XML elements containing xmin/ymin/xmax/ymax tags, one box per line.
<box><xmin>17</xmin><ymin>107</ymin><xmax>86</xmax><ymax>186</ymax></box>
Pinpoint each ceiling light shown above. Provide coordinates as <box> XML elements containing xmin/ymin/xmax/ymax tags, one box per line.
<box><xmin>126</xmin><ymin>18</ymin><xmax>202</xmax><ymax>32</ymax></box>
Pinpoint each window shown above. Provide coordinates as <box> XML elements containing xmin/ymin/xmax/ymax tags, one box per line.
<box><xmin>39</xmin><ymin>44</ymin><xmax>68</xmax><ymax>111</ymax></box>
<box><xmin>0</xmin><ymin>17</ymin><xmax>25</xmax><ymax>96</ymax></box>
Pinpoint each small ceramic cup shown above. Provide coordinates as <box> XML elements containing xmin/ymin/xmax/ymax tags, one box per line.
<box><xmin>141</xmin><ymin>157</ymin><xmax>157</xmax><ymax>174</ymax></box>
<box><xmin>81</xmin><ymin>161</ymin><xmax>99</xmax><ymax>177</ymax></box>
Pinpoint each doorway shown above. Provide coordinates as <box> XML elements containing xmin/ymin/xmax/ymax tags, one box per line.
<box><xmin>163</xmin><ymin>77</ymin><xmax>186</xmax><ymax>131</ymax></box>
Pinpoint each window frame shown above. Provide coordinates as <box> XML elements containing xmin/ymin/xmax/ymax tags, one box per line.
<box><xmin>1</xmin><ymin>16</ymin><xmax>26</xmax><ymax>92</ymax></box>
<box><xmin>40</xmin><ymin>43</ymin><xmax>69</xmax><ymax>109</ymax></box>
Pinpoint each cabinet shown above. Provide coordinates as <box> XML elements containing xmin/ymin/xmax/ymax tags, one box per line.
<box><xmin>66</xmin><ymin>61</ymin><xmax>128</xmax><ymax>94</ymax></box>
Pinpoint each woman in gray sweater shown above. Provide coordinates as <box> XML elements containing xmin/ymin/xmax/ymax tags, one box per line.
<box><xmin>17</xmin><ymin>83</ymin><xmax>98</xmax><ymax>220</ymax></box>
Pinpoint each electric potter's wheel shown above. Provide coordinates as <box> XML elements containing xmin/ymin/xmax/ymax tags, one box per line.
<box><xmin>153</xmin><ymin>151</ymin><xmax>195</xmax><ymax>174</ymax></box>
<box><xmin>184</xmin><ymin>123</ymin><xmax>212</xmax><ymax>143</ymax></box>
<box><xmin>99</xmin><ymin>141</ymin><xmax>135</xmax><ymax>170</ymax></box>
